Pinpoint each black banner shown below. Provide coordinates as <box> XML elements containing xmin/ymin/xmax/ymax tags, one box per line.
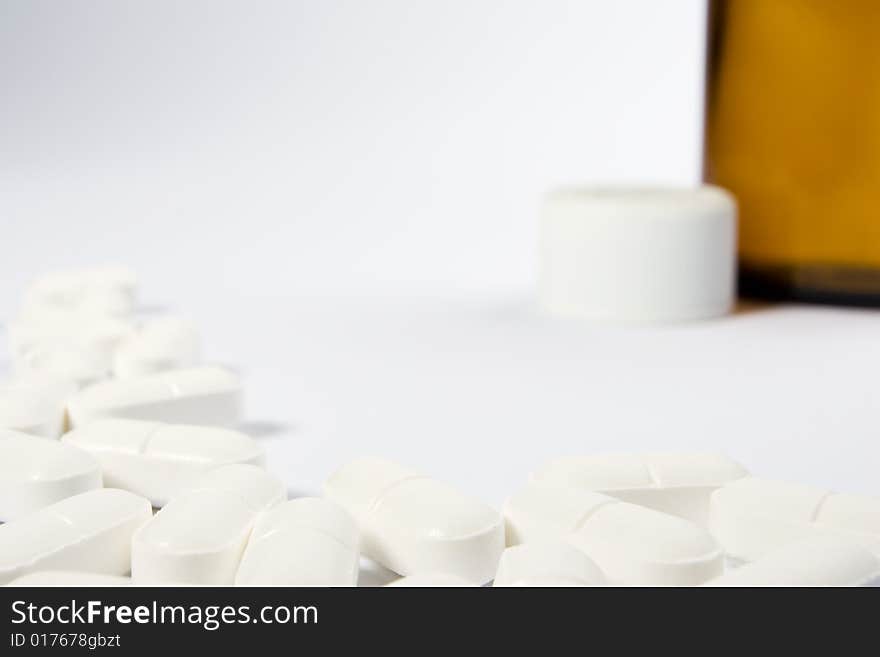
<box><xmin>0</xmin><ymin>586</ymin><xmax>871</xmax><ymax>654</ymax></box>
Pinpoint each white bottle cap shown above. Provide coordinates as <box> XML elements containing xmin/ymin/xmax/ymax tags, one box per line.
<box><xmin>539</xmin><ymin>185</ymin><xmax>737</xmax><ymax>323</ymax></box>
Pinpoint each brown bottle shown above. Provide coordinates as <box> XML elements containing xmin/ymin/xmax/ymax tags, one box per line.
<box><xmin>705</xmin><ymin>0</ymin><xmax>880</xmax><ymax>305</ymax></box>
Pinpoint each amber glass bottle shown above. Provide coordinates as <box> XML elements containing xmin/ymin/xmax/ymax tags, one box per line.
<box><xmin>705</xmin><ymin>0</ymin><xmax>880</xmax><ymax>305</ymax></box>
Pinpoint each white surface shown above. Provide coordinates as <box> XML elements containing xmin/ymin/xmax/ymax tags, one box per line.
<box><xmin>4</xmin><ymin>298</ymin><xmax>880</xmax><ymax>521</ymax></box>
<box><xmin>709</xmin><ymin>477</ymin><xmax>880</xmax><ymax>562</ymax></box>
<box><xmin>705</xmin><ymin>537</ymin><xmax>880</xmax><ymax>587</ymax></box>
<box><xmin>493</xmin><ymin>542</ymin><xmax>606</xmax><ymax>587</ymax></box>
<box><xmin>0</xmin><ymin>0</ymin><xmax>706</xmax><ymax>304</ymax></box>
<box><xmin>540</xmin><ymin>186</ymin><xmax>736</xmax><ymax>321</ymax></box>
<box><xmin>66</xmin><ymin>366</ymin><xmax>243</xmax><ymax>428</ymax></box>
<box><xmin>235</xmin><ymin>497</ymin><xmax>359</xmax><ymax>586</ymax></box>
<box><xmin>62</xmin><ymin>419</ymin><xmax>264</xmax><ymax>507</ymax></box>
<box><xmin>532</xmin><ymin>452</ymin><xmax>747</xmax><ymax>526</ymax></box>
<box><xmin>131</xmin><ymin>464</ymin><xmax>285</xmax><ymax>585</ymax></box>
<box><xmin>325</xmin><ymin>458</ymin><xmax>504</xmax><ymax>584</ymax></box>
<box><xmin>505</xmin><ymin>483</ymin><xmax>722</xmax><ymax>585</ymax></box>
<box><xmin>151</xmin><ymin>295</ymin><xmax>875</xmax><ymax>510</ymax></box>
<box><xmin>0</xmin><ymin>429</ymin><xmax>102</xmax><ymax>521</ymax></box>
<box><xmin>0</xmin><ymin>488</ymin><xmax>152</xmax><ymax>584</ymax></box>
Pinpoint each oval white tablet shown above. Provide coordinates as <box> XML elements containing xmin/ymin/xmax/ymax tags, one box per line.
<box><xmin>25</xmin><ymin>266</ymin><xmax>137</xmax><ymax>316</ymax></box>
<box><xmin>325</xmin><ymin>458</ymin><xmax>505</xmax><ymax>585</ymax></box>
<box><xmin>15</xmin><ymin>344</ymin><xmax>111</xmax><ymax>388</ymax></box>
<box><xmin>532</xmin><ymin>453</ymin><xmax>747</xmax><ymax>526</ymax></box>
<box><xmin>709</xmin><ymin>477</ymin><xmax>880</xmax><ymax>562</ymax></box>
<box><xmin>7</xmin><ymin>313</ymin><xmax>134</xmax><ymax>363</ymax></box>
<box><xmin>385</xmin><ymin>574</ymin><xmax>477</xmax><ymax>587</ymax></box>
<box><xmin>131</xmin><ymin>464</ymin><xmax>286</xmax><ymax>584</ymax></box>
<box><xmin>8</xmin><ymin>571</ymin><xmax>131</xmax><ymax>586</ymax></box>
<box><xmin>113</xmin><ymin>317</ymin><xmax>201</xmax><ymax>379</ymax></box>
<box><xmin>66</xmin><ymin>366</ymin><xmax>243</xmax><ymax>428</ymax></box>
<box><xmin>504</xmin><ymin>484</ymin><xmax>722</xmax><ymax>585</ymax></box>
<box><xmin>0</xmin><ymin>378</ymin><xmax>75</xmax><ymax>438</ymax></box>
<box><xmin>493</xmin><ymin>542</ymin><xmax>606</xmax><ymax>587</ymax></box>
<box><xmin>62</xmin><ymin>419</ymin><xmax>264</xmax><ymax>507</ymax></box>
<box><xmin>705</xmin><ymin>537</ymin><xmax>880</xmax><ymax>587</ymax></box>
<box><xmin>0</xmin><ymin>488</ymin><xmax>153</xmax><ymax>584</ymax></box>
<box><xmin>0</xmin><ymin>429</ymin><xmax>102</xmax><ymax>521</ymax></box>
<box><xmin>235</xmin><ymin>498</ymin><xmax>359</xmax><ymax>586</ymax></box>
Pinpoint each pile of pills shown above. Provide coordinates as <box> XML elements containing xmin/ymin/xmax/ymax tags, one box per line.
<box><xmin>1</xmin><ymin>268</ymin><xmax>879</xmax><ymax>586</ymax></box>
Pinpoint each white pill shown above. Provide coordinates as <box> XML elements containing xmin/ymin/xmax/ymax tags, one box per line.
<box><xmin>8</xmin><ymin>571</ymin><xmax>131</xmax><ymax>586</ymax></box>
<box><xmin>0</xmin><ymin>488</ymin><xmax>152</xmax><ymax>584</ymax></box>
<box><xmin>532</xmin><ymin>453</ymin><xmax>747</xmax><ymax>526</ymax></box>
<box><xmin>62</xmin><ymin>419</ymin><xmax>264</xmax><ymax>507</ymax></box>
<box><xmin>8</xmin><ymin>314</ymin><xmax>134</xmax><ymax>362</ymax></box>
<box><xmin>493</xmin><ymin>542</ymin><xmax>606</xmax><ymax>587</ymax></box>
<box><xmin>24</xmin><ymin>266</ymin><xmax>137</xmax><ymax>316</ymax></box>
<box><xmin>325</xmin><ymin>458</ymin><xmax>505</xmax><ymax>584</ymax></box>
<box><xmin>0</xmin><ymin>429</ymin><xmax>102</xmax><ymax>522</ymax></box>
<box><xmin>113</xmin><ymin>318</ymin><xmax>201</xmax><ymax>379</ymax></box>
<box><xmin>386</xmin><ymin>574</ymin><xmax>478</xmax><ymax>587</ymax></box>
<box><xmin>705</xmin><ymin>537</ymin><xmax>880</xmax><ymax>587</ymax></box>
<box><xmin>66</xmin><ymin>366</ymin><xmax>243</xmax><ymax>428</ymax></box>
<box><xmin>15</xmin><ymin>344</ymin><xmax>111</xmax><ymax>388</ymax></box>
<box><xmin>0</xmin><ymin>378</ymin><xmax>75</xmax><ymax>438</ymax></box>
<box><xmin>131</xmin><ymin>464</ymin><xmax>286</xmax><ymax>584</ymax></box>
<box><xmin>504</xmin><ymin>484</ymin><xmax>722</xmax><ymax>585</ymax></box>
<box><xmin>235</xmin><ymin>498</ymin><xmax>359</xmax><ymax>586</ymax></box>
<box><xmin>709</xmin><ymin>477</ymin><xmax>880</xmax><ymax>562</ymax></box>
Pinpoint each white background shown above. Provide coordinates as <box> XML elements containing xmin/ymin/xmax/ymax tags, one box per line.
<box><xmin>2</xmin><ymin>1</ymin><xmax>879</xmax><ymax>507</ymax></box>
